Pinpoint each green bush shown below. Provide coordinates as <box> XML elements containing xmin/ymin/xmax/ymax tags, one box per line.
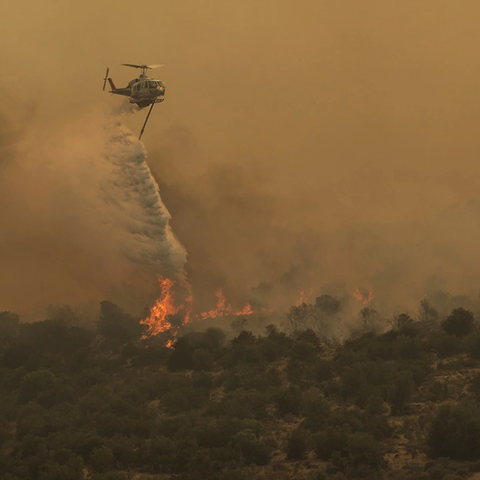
<box><xmin>300</xmin><ymin>388</ymin><xmax>331</xmax><ymax>431</ymax></box>
<box><xmin>88</xmin><ymin>446</ymin><xmax>113</xmax><ymax>473</ymax></box>
<box><xmin>441</xmin><ymin>308</ymin><xmax>475</xmax><ymax>337</ymax></box>
<box><xmin>286</xmin><ymin>427</ymin><xmax>309</xmax><ymax>460</ymax></box>
<box><xmin>230</xmin><ymin>430</ymin><xmax>271</xmax><ymax>465</ymax></box>
<box><xmin>192</xmin><ymin>348</ymin><xmax>214</xmax><ymax>371</ymax></box>
<box><xmin>428</xmin><ymin>403</ymin><xmax>480</xmax><ymax>460</ymax></box>
<box><xmin>312</xmin><ymin>426</ymin><xmax>349</xmax><ymax>460</ymax></box>
<box><xmin>387</xmin><ymin>370</ymin><xmax>414</xmax><ymax>415</ymax></box>
<box><xmin>271</xmin><ymin>385</ymin><xmax>301</xmax><ymax>416</ymax></box>
<box><xmin>345</xmin><ymin>432</ymin><xmax>383</xmax><ymax>468</ymax></box>
<box><xmin>97</xmin><ymin>301</ymin><xmax>143</xmax><ymax>347</ymax></box>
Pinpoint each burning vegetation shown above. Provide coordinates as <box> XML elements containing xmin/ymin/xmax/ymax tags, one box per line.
<box><xmin>140</xmin><ymin>277</ymin><xmax>382</xmax><ymax>348</ymax></box>
<box><xmin>141</xmin><ymin>277</ymin><xmax>273</xmax><ymax>345</ymax></box>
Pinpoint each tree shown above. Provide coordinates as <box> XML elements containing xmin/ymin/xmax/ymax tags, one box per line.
<box><xmin>97</xmin><ymin>301</ymin><xmax>143</xmax><ymax>347</ymax></box>
<box><xmin>192</xmin><ymin>349</ymin><xmax>214</xmax><ymax>371</ymax></box>
<box><xmin>285</xmin><ymin>304</ymin><xmax>314</xmax><ymax>332</ymax></box>
<box><xmin>286</xmin><ymin>428</ymin><xmax>309</xmax><ymax>460</ymax></box>
<box><xmin>230</xmin><ymin>430</ymin><xmax>271</xmax><ymax>465</ymax></box>
<box><xmin>89</xmin><ymin>446</ymin><xmax>114</xmax><ymax>473</ymax></box>
<box><xmin>428</xmin><ymin>403</ymin><xmax>480</xmax><ymax>460</ymax></box>
<box><xmin>390</xmin><ymin>314</ymin><xmax>419</xmax><ymax>337</ymax></box>
<box><xmin>315</xmin><ymin>295</ymin><xmax>342</xmax><ymax>316</ymax></box>
<box><xmin>0</xmin><ymin>311</ymin><xmax>20</xmax><ymax>346</ymax></box>
<box><xmin>359</xmin><ymin>308</ymin><xmax>382</xmax><ymax>334</ymax></box>
<box><xmin>388</xmin><ymin>371</ymin><xmax>414</xmax><ymax>415</ymax></box>
<box><xmin>18</xmin><ymin>370</ymin><xmax>57</xmax><ymax>404</ymax></box>
<box><xmin>418</xmin><ymin>299</ymin><xmax>439</xmax><ymax>326</ymax></box>
<box><xmin>441</xmin><ymin>308</ymin><xmax>474</xmax><ymax>337</ymax></box>
<box><xmin>345</xmin><ymin>432</ymin><xmax>383</xmax><ymax>468</ymax></box>
<box><xmin>312</xmin><ymin>426</ymin><xmax>349</xmax><ymax>460</ymax></box>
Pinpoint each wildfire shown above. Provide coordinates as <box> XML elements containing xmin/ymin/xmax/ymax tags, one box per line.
<box><xmin>140</xmin><ymin>278</ymin><xmax>193</xmax><ymax>337</ymax></box>
<box><xmin>295</xmin><ymin>288</ymin><xmax>314</xmax><ymax>306</ymax></box>
<box><xmin>352</xmin><ymin>287</ymin><xmax>374</xmax><ymax>306</ymax></box>
<box><xmin>200</xmin><ymin>288</ymin><xmax>254</xmax><ymax>319</ymax></box>
<box><xmin>142</xmin><ymin>279</ymin><xmax>271</xmax><ymax>345</ymax></box>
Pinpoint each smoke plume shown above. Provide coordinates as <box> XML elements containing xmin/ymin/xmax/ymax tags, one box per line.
<box><xmin>0</xmin><ymin>107</ymin><xmax>186</xmax><ymax>317</ymax></box>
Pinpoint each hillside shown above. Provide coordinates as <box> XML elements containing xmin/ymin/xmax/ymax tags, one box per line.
<box><xmin>3</xmin><ymin>305</ymin><xmax>480</xmax><ymax>479</ymax></box>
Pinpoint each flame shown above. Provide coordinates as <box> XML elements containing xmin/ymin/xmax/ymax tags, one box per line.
<box><xmin>200</xmin><ymin>288</ymin><xmax>255</xmax><ymax>319</ymax></box>
<box><xmin>140</xmin><ymin>278</ymin><xmax>194</xmax><ymax>341</ymax></box>
<box><xmin>295</xmin><ymin>287</ymin><xmax>314</xmax><ymax>306</ymax></box>
<box><xmin>140</xmin><ymin>278</ymin><xmax>179</xmax><ymax>337</ymax></box>
<box><xmin>352</xmin><ymin>287</ymin><xmax>374</xmax><ymax>306</ymax></box>
<box><xmin>142</xmin><ymin>281</ymin><xmax>272</xmax><ymax>345</ymax></box>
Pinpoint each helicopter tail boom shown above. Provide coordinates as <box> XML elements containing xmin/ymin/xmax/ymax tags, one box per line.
<box><xmin>108</xmin><ymin>78</ymin><xmax>117</xmax><ymax>90</ymax></box>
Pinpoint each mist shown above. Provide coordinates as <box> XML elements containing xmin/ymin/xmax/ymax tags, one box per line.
<box><xmin>2</xmin><ymin>1</ymin><xmax>480</xmax><ymax>319</ymax></box>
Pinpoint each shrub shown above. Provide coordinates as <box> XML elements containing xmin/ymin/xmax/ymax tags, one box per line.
<box><xmin>230</xmin><ymin>430</ymin><xmax>271</xmax><ymax>465</ymax></box>
<box><xmin>428</xmin><ymin>403</ymin><xmax>480</xmax><ymax>460</ymax></box>
<box><xmin>0</xmin><ymin>311</ymin><xmax>20</xmax><ymax>346</ymax></box>
<box><xmin>286</xmin><ymin>428</ymin><xmax>309</xmax><ymax>460</ymax></box>
<box><xmin>314</xmin><ymin>359</ymin><xmax>333</xmax><ymax>382</ymax></box>
<box><xmin>469</xmin><ymin>333</ymin><xmax>480</xmax><ymax>360</ymax></box>
<box><xmin>271</xmin><ymin>385</ymin><xmax>301</xmax><ymax>416</ymax></box>
<box><xmin>88</xmin><ymin>446</ymin><xmax>114</xmax><ymax>473</ymax></box>
<box><xmin>97</xmin><ymin>301</ymin><xmax>143</xmax><ymax>346</ymax></box>
<box><xmin>301</xmin><ymin>389</ymin><xmax>331</xmax><ymax>431</ymax></box>
<box><xmin>391</xmin><ymin>314</ymin><xmax>419</xmax><ymax>338</ymax></box>
<box><xmin>387</xmin><ymin>370</ymin><xmax>414</xmax><ymax>415</ymax></box>
<box><xmin>192</xmin><ymin>349</ymin><xmax>214</xmax><ymax>372</ymax></box>
<box><xmin>312</xmin><ymin>426</ymin><xmax>349</xmax><ymax>460</ymax></box>
<box><xmin>441</xmin><ymin>308</ymin><xmax>474</xmax><ymax>337</ymax></box>
<box><xmin>429</xmin><ymin>333</ymin><xmax>463</xmax><ymax>357</ymax></box>
<box><xmin>345</xmin><ymin>432</ymin><xmax>383</xmax><ymax>468</ymax></box>
<box><xmin>315</xmin><ymin>295</ymin><xmax>342</xmax><ymax>315</ymax></box>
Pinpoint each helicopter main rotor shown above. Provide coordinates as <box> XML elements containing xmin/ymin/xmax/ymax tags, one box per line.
<box><xmin>121</xmin><ymin>63</ymin><xmax>166</xmax><ymax>76</ymax></box>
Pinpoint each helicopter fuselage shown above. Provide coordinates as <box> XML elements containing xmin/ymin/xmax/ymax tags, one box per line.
<box><xmin>128</xmin><ymin>74</ymin><xmax>165</xmax><ymax>108</ymax></box>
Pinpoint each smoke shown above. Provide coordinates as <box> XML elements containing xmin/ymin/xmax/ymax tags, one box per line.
<box><xmin>0</xmin><ymin>106</ymin><xmax>186</xmax><ymax>317</ymax></box>
<box><xmin>147</xmin><ymin>125</ymin><xmax>480</xmax><ymax>320</ymax></box>
<box><xmin>4</xmin><ymin>1</ymin><xmax>480</xmax><ymax>324</ymax></box>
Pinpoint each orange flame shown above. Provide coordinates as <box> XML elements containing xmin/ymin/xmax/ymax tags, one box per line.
<box><xmin>352</xmin><ymin>287</ymin><xmax>374</xmax><ymax>306</ymax></box>
<box><xmin>140</xmin><ymin>278</ymin><xmax>194</xmax><ymax>341</ymax></box>
<box><xmin>142</xmin><ymin>281</ymin><xmax>272</xmax><ymax>345</ymax></box>
<box><xmin>140</xmin><ymin>278</ymin><xmax>179</xmax><ymax>337</ymax></box>
<box><xmin>295</xmin><ymin>287</ymin><xmax>314</xmax><ymax>306</ymax></box>
<box><xmin>200</xmin><ymin>288</ymin><xmax>256</xmax><ymax>319</ymax></box>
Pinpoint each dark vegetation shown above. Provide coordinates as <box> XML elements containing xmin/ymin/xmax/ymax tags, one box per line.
<box><xmin>3</xmin><ymin>297</ymin><xmax>480</xmax><ymax>479</ymax></box>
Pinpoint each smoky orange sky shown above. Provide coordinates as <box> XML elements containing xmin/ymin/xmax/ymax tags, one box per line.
<box><xmin>2</xmin><ymin>1</ymin><xmax>480</xmax><ymax>317</ymax></box>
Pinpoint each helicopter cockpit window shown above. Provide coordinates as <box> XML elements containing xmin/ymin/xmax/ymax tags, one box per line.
<box><xmin>150</xmin><ymin>81</ymin><xmax>156</xmax><ymax>88</ymax></box>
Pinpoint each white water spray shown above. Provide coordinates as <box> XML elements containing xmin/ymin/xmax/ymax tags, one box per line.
<box><xmin>0</xmin><ymin>108</ymin><xmax>186</xmax><ymax>313</ymax></box>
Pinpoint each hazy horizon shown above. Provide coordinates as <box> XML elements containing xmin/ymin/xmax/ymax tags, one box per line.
<box><xmin>2</xmin><ymin>1</ymin><xmax>480</xmax><ymax>319</ymax></box>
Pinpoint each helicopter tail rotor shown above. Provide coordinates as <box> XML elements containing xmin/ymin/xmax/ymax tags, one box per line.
<box><xmin>102</xmin><ymin>67</ymin><xmax>110</xmax><ymax>91</ymax></box>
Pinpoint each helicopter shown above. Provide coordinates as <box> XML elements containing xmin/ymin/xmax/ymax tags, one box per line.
<box><xmin>103</xmin><ymin>64</ymin><xmax>166</xmax><ymax>139</ymax></box>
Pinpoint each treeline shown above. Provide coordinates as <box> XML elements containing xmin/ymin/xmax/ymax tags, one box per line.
<box><xmin>2</xmin><ymin>300</ymin><xmax>480</xmax><ymax>479</ymax></box>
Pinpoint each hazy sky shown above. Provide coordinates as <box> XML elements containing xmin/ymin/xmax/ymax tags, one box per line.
<box><xmin>2</xmin><ymin>1</ymin><xmax>480</xmax><ymax>315</ymax></box>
